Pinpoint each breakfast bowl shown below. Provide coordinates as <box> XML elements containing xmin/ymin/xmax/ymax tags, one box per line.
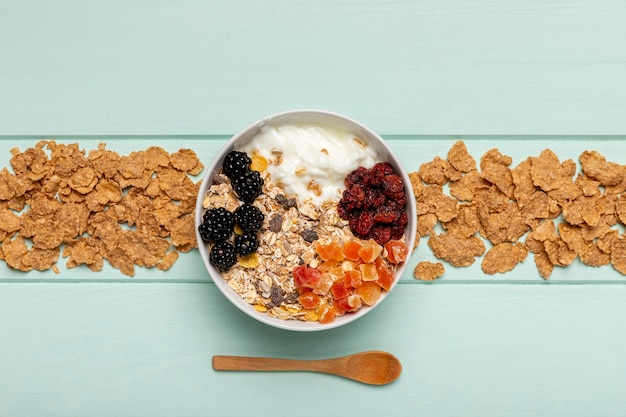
<box><xmin>195</xmin><ymin>109</ymin><xmax>417</xmax><ymax>331</ymax></box>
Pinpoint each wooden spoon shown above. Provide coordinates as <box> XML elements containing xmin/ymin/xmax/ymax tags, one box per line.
<box><xmin>212</xmin><ymin>350</ymin><xmax>401</xmax><ymax>385</ymax></box>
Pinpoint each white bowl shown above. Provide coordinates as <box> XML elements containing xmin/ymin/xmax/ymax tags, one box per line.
<box><xmin>195</xmin><ymin>109</ymin><xmax>417</xmax><ymax>331</ymax></box>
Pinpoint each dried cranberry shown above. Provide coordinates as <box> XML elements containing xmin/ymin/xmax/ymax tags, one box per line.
<box><xmin>381</xmin><ymin>174</ymin><xmax>404</xmax><ymax>195</ymax></box>
<box><xmin>340</xmin><ymin>162</ymin><xmax>408</xmax><ymax>242</ymax></box>
<box><xmin>370</xmin><ymin>224</ymin><xmax>392</xmax><ymax>245</ymax></box>
<box><xmin>386</xmin><ymin>191</ymin><xmax>407</xmax><ymax>206</ymax></box>
<box><xmin>372</xmin><ymin>162</ymin><xmax>394</xmax><ymax>176</ymax></box>
<box><xmin>368</xmin><ymin>162</ymin><xmax>394</xmax><ymax>186</ymax></box>
<box><xmin>352</xmin><ymin>211</ymin><xmax>374</xmax><ymax>237</ymax></box>
<box><xmin>337</xmin><ymin>200</ymin><xmax>356</xmax><ymax>220</ymax></box>
<box><xmin>340</xmin><ymin>189</ymin><xmax>360</xmax><ymax>211</ymax></box>
<box><xmin>364</xmin><ymin>188</ymin><xmax>386</xmax><ymax>209</ymax></box>
<box><xmin>348</xmin><ymin>218</ymin><xmax>359</xmax><ymax>233</ymax></box>
<box><xmin>396</xmin><ymin>211</ymin><xmax>408</xmax><ymax>226</ymax></box>
<box><xmin>372</xmin><ymin>206</ymin><xmax>399</xmax><ymax>223</ymax></box>
<box><xmin>390</xmin><ymin>225</ymin><xmax>405</xmax><ymax>240</ymax></box>
<box><xmin>344</xmin><ymin>166</ymin><xmax>369</xmax><ymax>188</ymax></box>
<box><xmin>349</xmin><ymin>184</ymin><xmax>366</xmax><ymax>204</ymax></box>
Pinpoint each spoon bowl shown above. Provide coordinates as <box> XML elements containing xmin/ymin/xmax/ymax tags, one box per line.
<box><xmin>212</xmin><ymin>350</ymin><xmax>402</xmax><ymax>385</ymax></box>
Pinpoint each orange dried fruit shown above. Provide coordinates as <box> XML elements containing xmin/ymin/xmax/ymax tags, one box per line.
<box><xmin>359</xmin><ymin>263</ymin><xmax>378</xmax><ymax>282</ymax></box>
<box><xmin>318</xmin><ymin>260</ymin><xmax>340</xmax><ymax>272</ymax></box>
<box><xmin>312</xmin><ymin>273</ymin><xmax>334</xmax><ymax>296</ymax></box>
<box><xmin>356</xmin><ymin>281</ymin><xmax>382</xmax><ymax>306</ymax></box>
<box><xmin>384</xmin><ymin>239</ymin><xmax>409</xmax><ymax>264</ymax></box>
<box><xmin>357</xmin><ymin>239</ymin><xmax>382</xmax><ymax>263</ymax></box>
<box><xmin>375</xmin><ymin>257</ymin><xmax>395</xmax><ymax>291</ymax></box>
<box><xmin>297</xmin><ymin>291</ymin><xmax>321</xmax><ymax>309</ymax></box>
<box><xmin>327</xmin><ymin>265</ymin><xmax>345</xmax><ymax>281</ymax></box>
<box><xmin>342</xmin><ymin>240</ymin><xmax>362</xmax><ymax>262</ymax></box>
<box><xmin>250</xmin><ymin>154</ymin><xmax>268</xmax><ymax>172</ymax></box>
<box><xmin>330</xmin><ymin>280</ymin><xmax>350</xmax><ymax>300</ymax></box>
<box><xmin>316</xmin><ymin>241</ymin><xmax>344</xmax><ymax>262</ymax></box>
<box><xmin>335</xmin><ymin>294</ymin><xmax>362</xmax><ymax>313</ymax></box>
<box><xmin>292</xmin><ymin>264</ymin><xmax>322</xmax><ymax>290</ymax></box>
<box><xmin>344</xmin><ymin>269</ymin><xmax>363</xmax><ymax>288</ymax></box>
<box><xmin>317</xmin><ymin>304</ymin><xmax>336</xmax><ymax>324</ymax></box>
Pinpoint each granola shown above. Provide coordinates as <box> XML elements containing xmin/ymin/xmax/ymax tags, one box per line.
<box><xmin>203</xmin><ymin>169</ymin><xmax>372</xmax><ymax>321</ymax></box>
<box><xmin>200</xmin><ymin>133</ymin><xmax>410</xmax><ymax>324</ymax></box>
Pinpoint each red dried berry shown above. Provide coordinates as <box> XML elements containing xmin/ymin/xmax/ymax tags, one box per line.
<box><xmin>370</xmin><ymin>224</ymin><xmax>392</xmax><ymax>245</ymax></box>
<box><xmin>349</xmin><ymin>184</ymin><xmax>366</xmax><ymax>203</ymax></box>
<box><xmin>364</xmin><ymin>188</ymin><xmax>386</xmax><ymax>209</ymax></box>
<box><xmin>390</xmin><ymin>225</ymin><xmax>405</xmax><ymax>240</ymax></box>
<box><xmin>396</xmin><ymin>211</ymin><xmax>408</xmax><ymax>226</ymax></box>
<box><xmin>386</xmin><ymin>191</ymin><xmax>407</xmax><ymax>206</ymax></box>
<box><xmin>352</xmin><ymin>211</ymin><xmax>374</xmax><ymax>237</ymax></box>
<box><xmin>345</xmin><ymin>166</ymin><xmax>369</xmax><ymax>188</ymax></box>
<box><xmin>372</xmin><ymin>162</ymin><xmax>394</xmax><ymax>176</ymax></box>
<box><xmin>338</xmin><ymin>200</ymin><xmax>359</xmax><ymax>220</ymax></box>
<box><xmin>340</xmin><ymin>189</ymin><xmax>360</xmax><ymax>211</ymax></box>
<box><xmin>381</xmin><ymin>174</ymin><xmax>404</xmax><ymax>195</ymax></box>
<box><xmin>372</xmin><ymin>205</ymin><xmax>399</xmax><ymax>223</ymax></box>
<box><xmin>341</xmin><ymin>163</ymin><xmax>408</xmax><ymax>243</ymax></box>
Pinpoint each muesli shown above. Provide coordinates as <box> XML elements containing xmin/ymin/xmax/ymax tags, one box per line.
<box><xmin>199</xmin><ymin>125</ymin><xmax>410</xmax><ymax>324</ymax></box>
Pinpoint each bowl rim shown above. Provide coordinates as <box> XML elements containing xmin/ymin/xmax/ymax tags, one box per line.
<box><xmin>195</xmin><ymin>109</ymin><xmax>417</xmax><ymax>331</ymax></box>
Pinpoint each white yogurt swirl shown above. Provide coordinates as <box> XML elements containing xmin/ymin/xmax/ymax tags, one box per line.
<box><xmin>240</xmin><ymin>123</ymin><xmax>378</xmax><ymax>206</ymax></box>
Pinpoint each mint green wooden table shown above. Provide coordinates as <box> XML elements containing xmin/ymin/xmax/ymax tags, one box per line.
<box><xmin>2</xmin><ymin>1</ymin><xmax>626</xmax><ymax>416</ymax></box>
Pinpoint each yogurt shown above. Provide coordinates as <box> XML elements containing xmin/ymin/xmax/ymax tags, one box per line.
<box><xmin>240</xmin><ymin>123</ymin><xmax>378</xmax><ymax>206</ymax></box>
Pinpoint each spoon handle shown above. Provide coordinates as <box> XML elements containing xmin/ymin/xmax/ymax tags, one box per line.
<box><xmin>213</xmin><ymin>355</ymin><xmax>338</xmax><ymax>374</ymax></box>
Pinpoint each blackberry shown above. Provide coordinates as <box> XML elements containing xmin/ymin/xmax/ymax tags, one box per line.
<box><xmin>199</xmin><ymin>207</ymin><xmax>235</xmax><ymax>242</ymax></box>
<box><xmin>209</xmin><ymin>241</ymin><xmax>237</xmax><ymax>272</ymax></box>
<box><xmin>234</xmin><ymin>204</ymin><xmax>264</xmax><ymax>232</ymax></box>
<box><xmin>231</xmin><ymin>170</ymin><xmax>263</xmax><ymax>203</ymax></box>
<box><xmin>234</xmin><ymin>232</ymin><xmax>260</xmax><ymax>256</ymax></box>
<box><xmin>223</xmin><ymin>151</ymin><xmax>252</xmax><ymax>179</ymax></box>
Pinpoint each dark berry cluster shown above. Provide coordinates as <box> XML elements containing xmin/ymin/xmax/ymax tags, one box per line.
<box><xmin>222</xmin><ymin>150</ymin><xmax>263</xmax><ymax>203</ymax></box>
<box><xmin>338</xmin><ymin>162</ymin><xmax>408</xmax><ymax>245</ymax></box>
<box><xmin>202</xmin><ymin>204</ymin><xmax>264</xmax><ymax>271</ymax></box>
<box><xmin>200</xmin><ymin>150</ymin><xmax>266</xmax><ymax>272</ymax></box>
<box><xmin>198</xmin><ymin>207</ymin><xmax>234</xmax><ymax>243</ymax></box>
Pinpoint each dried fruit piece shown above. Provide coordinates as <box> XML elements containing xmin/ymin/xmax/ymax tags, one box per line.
<box><xmin>316</xmin><ymin>241</ymin><xmax>344</xmax><ymax>262</ymax></box>
<box><xmin>293</xmin><ymin>264</ymin><xmax>322</xmax><ymax>290</ymax></box>
<box><xmin>356</xmin><ymin>281</ymin><xmax>382</xmax><ymax>306</ymax></box>
<box><xmin>384</xmin><ymin>239</ymin><xmax>409</xmax><ymax>264</ymax></box>
<box><xmin>344</xmin><ymin>269</ymin><xmax>363</xmax><ymax>288</ymax></box>
<box><xmin>317</xmin><ymin>304</ymin><xmax>336</xmax><ymax>324</ymax></box>
<box><xmin>357</xmin><ymin>239</ymin><xmax>383</xmax><ymax>263</ymax></box>
<box><xmin>374</xmin><ymin>257</ymin><xmax>395</xmax><ymax>291</ymax></box>
<box><xmin>339</xmin><ymin>163</ymin><xmax>408</xmax><ymax>245</ymax></box>
<box><xmin>359</xmin><ymin>263</ymin><xmax>378</xmax><ymax>282</ymax></box>
<box><xmin>342</xmin><ymin>240</ymin><xmax>362</xmax><ymax>262</ymax></box>
<box><xmin>297</xmin><ymin>292</ymin><xmax>321</xmax><ymax>309</ymax></box>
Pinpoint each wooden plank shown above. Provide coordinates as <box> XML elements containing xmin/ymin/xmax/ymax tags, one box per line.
<box><xmin>1</xmin><ymin>282</ymin><xmax>625</xmax><ymax>416</ymax></box>
<box><xmin>1</xmin><ymin>0</ymin><xmax>625</xmax><ymax>135</ymax></box>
